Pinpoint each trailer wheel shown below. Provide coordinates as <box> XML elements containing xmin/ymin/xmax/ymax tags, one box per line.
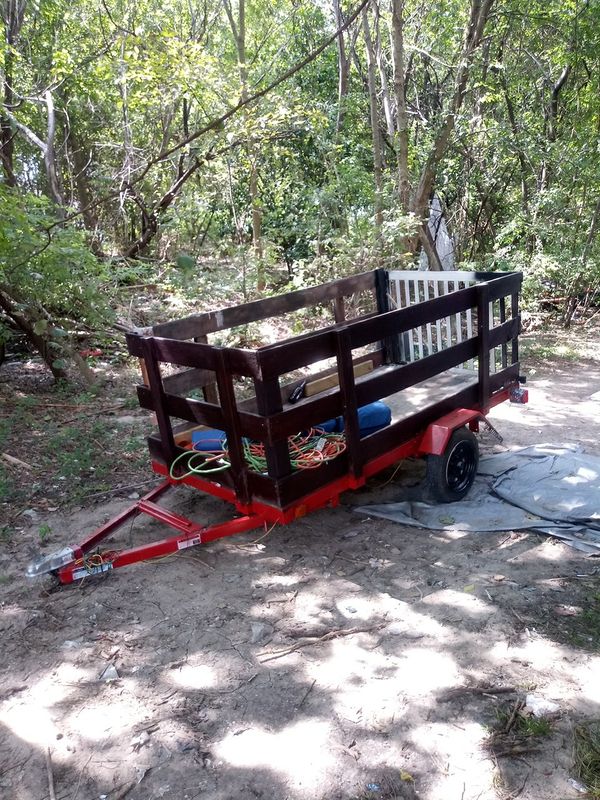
<box><xmin>426</xmin><ymin>427</ymin><xmax>479</xmax><ymax>503</ymax></box>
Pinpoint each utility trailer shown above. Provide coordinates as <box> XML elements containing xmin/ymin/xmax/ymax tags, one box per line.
<box><xmin>27</xmin><ymin>268</ymin><xmax>526</xmax><ymax>584</ymax></box>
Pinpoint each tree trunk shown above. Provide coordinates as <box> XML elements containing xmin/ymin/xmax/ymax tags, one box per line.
<box><xmin>0</xmin><ymin>286</ymin><xmax>67</xmax><ymax>380</ymax></box>
<box><xmin>390</xmin><ymin>0</ymin><xmax>410</xmax><ymax>211</ymax></box>
<box><xmin>224</xmin><ymin>0</ymin><xmax>264</xmax><ymax>288</ymax></box>
<box><xmin>374</xmin><ymin>3</ymin><xmax>394</xmax><ymax>140</ymax></box>
<box><xmin>67</xmin><ymin>130</ymin><xmax>101</xmax><ymax>249</ymax></box>
<box><xmin>362</xmin><ymin>6</ymin><xmax>383</xmax><ymax>230</ymax></box>
<box><xmin>333</xmin><ymin>0</ymin><xmax>351</xmax><ymax>134</ymax></box>
<box><xmin>1</xmin><ymin>0</ymin><xmax>26</xmax><ymax>186</ymax></box>
<box><xmin>410</xmin><ymin>0</ymin><xmax>495</xmax><ymax>239</ymax></box>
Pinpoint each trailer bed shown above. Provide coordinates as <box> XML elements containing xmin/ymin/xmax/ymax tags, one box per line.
<box><xmin>126</xmin><ymin>267</ymin><xmax>522</xmax><ymax>514</ymax></box>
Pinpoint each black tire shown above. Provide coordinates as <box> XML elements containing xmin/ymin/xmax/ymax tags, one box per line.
<box><xmin>426</xmin><ymin>427</ymin><xmax>479</xmax><ymax>503</ymax></box>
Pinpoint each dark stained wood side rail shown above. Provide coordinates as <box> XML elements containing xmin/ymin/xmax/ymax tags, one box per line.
<box><xmin>162</xmin><ymin>367</ymin><xmax>217</xmax><ymax>395</ymax></box>
<box><xmin>151</xmin><ymin>271</ymin><xmax>377</xmax><ymax>340</ymax></box>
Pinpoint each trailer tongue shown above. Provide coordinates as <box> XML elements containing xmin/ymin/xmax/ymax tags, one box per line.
<box><xmin>27</xmin><ymin>268</ymin><xmax>526</xmax><ymax>585</ymax></box>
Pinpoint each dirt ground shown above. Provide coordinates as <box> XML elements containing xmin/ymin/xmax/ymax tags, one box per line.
<box><xmin>2</xmin><ymin>357</ymin><xmax>600</xmax><ymax>800</ymax></box>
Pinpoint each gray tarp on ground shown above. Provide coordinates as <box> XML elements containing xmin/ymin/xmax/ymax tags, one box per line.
<box><xmin>354</xmin><ymin>444</ymin><xmax>600</xmax><ymax>554</ymax></box>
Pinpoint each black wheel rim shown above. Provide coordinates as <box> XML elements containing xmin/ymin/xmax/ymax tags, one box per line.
<box><xmin>446</xmin><ymin>441</ymin><xmax>477</xmax><ymax>493</ymax></box>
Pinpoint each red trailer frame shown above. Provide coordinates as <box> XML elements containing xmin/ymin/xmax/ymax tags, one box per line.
<box><xmin>27</xmin><ymin>269</ymin><xmax>526</xmax><ymax>585</ymax></box>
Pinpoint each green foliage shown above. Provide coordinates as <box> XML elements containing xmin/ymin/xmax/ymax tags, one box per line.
<box><xmin>0</xmin><ymin>186</ymin><xmax>111</xmax><ymax>354</ymax></box>
<box><xmin>1</xmin><ymin>0</ymin><xmax>599</xmax><ymax>328</ymax></box>
<box><xmin>574</xmin><ymin>720</ymin><xmax>600</xmax><ymax>798</ymax></box>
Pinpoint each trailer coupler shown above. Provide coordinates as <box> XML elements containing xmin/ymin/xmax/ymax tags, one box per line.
<box><xmin>25</xmin><ymin>480</ymin><xmax>265</xmax><ymax>585</ymax></box>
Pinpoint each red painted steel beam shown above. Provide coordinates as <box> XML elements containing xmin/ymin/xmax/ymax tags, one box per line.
<box><xmin>71</xmin><ymin>480</ymin><xmax>172</xmax><ymax>558</ymax></box>
<box><xmin>57</xmin><ymin>513</ymin><xmax>264</xmax><ymax>584</ymax></box>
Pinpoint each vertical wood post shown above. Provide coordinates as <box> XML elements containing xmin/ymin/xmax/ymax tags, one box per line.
<box><xmin>374</xmin><ymin>268</ymin><xmax>402</xmax><ymax>364</ymax></box>
<box><xmin>511</xmin><ymin>291</ymin><xmax>520</xmax><ymax>365</ymax></box>
<box><xmin>254</xmin><ymin>376</ymin><xmax>292</xmax><ymax>479</ymax></box>
<box><xmin>214</xmin><ymin>349</ymin><xmax>249</xmax><ymax>504</ymax></box>
<box><xmin>194</xmin><ymin>334</ymin><xmax>219</xmax><ymax>403</ymax></box>
<box><xmin>140</xmin><ymin>337</ymin><xmax>177</xmax><ymax>466</ymax></box>
<box><xmin>335</xmin><ymin>327</ymin><xmax>362</xmax><ymax>479</ymax></box>
<box><xmin>499</xmin><ymin>296</ymin><xmax>508</xmax><ymax>369</ymax></box>
<box><xmin>477</xmin><ymin>284</ymin><xmax>490</xmax><ymax>407</ymax></box>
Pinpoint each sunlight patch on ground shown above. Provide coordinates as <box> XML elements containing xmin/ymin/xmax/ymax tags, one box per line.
<box><xmin>72</xmin><ymin>700</ymin><xmax>136</xmax><ymax>743</ymax></box>
<box><xmin>422</xmin><ymin>588</ymin><xmax>494</xmax><ymax>616</ymax></box>
<box><xmin>0</xmin><ymin>664</ymin><xmax>87</xmax><ymax>746</ymax></box>
<box><xmin>306</xmin><ymin>637</ymin><xmax>462</xmax><ymax>728</ymax></box>
<box><xmin>215</xmin><ymin>719</ymin><xmax>334</xmax><ymax>795</ymax></box>
<box><xmin>507</xmin><ymin>539</ymin><xmax>567</xmax><ymax>563</ymax></box>
<box><xmin>166</xmin><ymin>662</ymin><xmax>218</xmax><ymax>690</ymax></box>
<box><xmin>488</xmin><ymin>634</ymin><xmax>586</xmax><ymax>700</ymax></box>
<box><xmin>0</xmin><ymin>702</ymin><xmax>58</xmax><ymax>747</ymax></box>
<box><xmin>335</xmin><ymin>595</ymin><xmax>378</xmax><ymax>620</ymax></box>
<box><xmin>411</xmin><ymin>720</ymin><xmax>494</xmax><ymax>799</ymax></box>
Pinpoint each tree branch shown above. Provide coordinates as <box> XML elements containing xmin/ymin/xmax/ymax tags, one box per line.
<box><xmin>44</xmin><ymin>0</ymin><xmax>371</xmax><ymax>234</ymax></box>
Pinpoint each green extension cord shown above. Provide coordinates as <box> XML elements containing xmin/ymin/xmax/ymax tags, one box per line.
<box><xmin>169</xmin><ymin>449</ymin><xmax>231</xmax><ymax>481</ymax></box>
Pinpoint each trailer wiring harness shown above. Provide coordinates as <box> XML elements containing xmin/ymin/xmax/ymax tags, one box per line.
<box><xmin>169</xmin><ymin>428</ymin><xmax>347</xmax><ymax>481</ymax></box>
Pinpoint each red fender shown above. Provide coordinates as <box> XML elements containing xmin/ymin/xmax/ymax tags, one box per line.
<box><xmin>419</xmin><ymin>408</ymin><xmax>483</xmax><ymax>456</ymax></box>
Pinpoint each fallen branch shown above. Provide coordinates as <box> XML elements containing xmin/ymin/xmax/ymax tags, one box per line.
<box><xmin>45</xmin><ymin>748</ymin><xmax>57</xmax><ymax>800</ymax></box>
<box><xmin>504</xmin><ymin>698</ymin><xmax>525</xmax><ymax>734</ymax></box>
<box><xmin>259</xmin><ymin>623</ymin><xmax>386</xmax><ymax>663</ymax></box>
<box><xmin>1</xmin><ymin>452</ymin><xmax>33</xmax><ymax>470</ymax></box>
<box><xmin>297</xmin><ymin>679</ymin><xmax>316</xmax><ymax>710</ymax></box>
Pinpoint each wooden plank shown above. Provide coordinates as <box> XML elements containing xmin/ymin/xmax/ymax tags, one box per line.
<box><xmin>375</xmin><ymin>267</ymin><xmax>402</xmax><ymax>363</ymax></box>
<box><xmin>163</xmin><ymin>367</ymin><xmax>217</xmax><ymax>395</ymax></box>
<box><xmin>151</xmin><ymin>337</ymin><xmax>220</xmax><ymax>369</ymax></box>
<box><xmin>264</xmin><ymin>339</ymin><xmax>476</xmax><ymax>443</ymax></box>
<box><xmin>489</xmin><ymin>363</ymin><xmax>519</xmax><ymax>392</ymax></box>
<box><xmin>333</xmin><ymin>296</ymin><xmax>345</xmax><ymax>323</ymax></box>
<box><xmin>261</xmin><ymin>452</ymin><xmax>350</xmax><ymax>508</ymax></box>
<box><xmin>304</xmin><ymin>359</ymin><xmax>373</xmax><ymax>397</ymax></box>
<box><xmin>354</xmin><ymin>339</ymin><xmax>478</xmax><ymax>410</ymax></box>
<box><xmin>265</xmin><ymin>390</ymin><xmax>344</xmax><ymax>443</ymax></box>
<box><xmin>488</xmin><ymin>316</ymin><xmax>520</xmax><ymax>350</ymax></box>
<box><xmin>173</xmin><ymin>424</ymin><xmax>208</xmax><ymax>445</ymax></box>
<box><xmin>477</xmin><ymin>283</ymin><xmax>491</xmax><ymax>408</ymax></box>
<box><xmin>215</xmin><ymin>350</ymin><xmax>249</xmax><ymax>504</ymax></box>
<box><xmin>258</xmin><ymin>329</ymin><xmax>336</xmax><ymax>378</ymax></box>
<box><xmin>126</xmin><ymin>332</ymin><xmax>144</xmax><ymax>357</ymax></box>
<box><xmin>140</xmin><ymin>338</ymin><xmax>177</xmax><ymax>466</ymax></box>
<box><xmin>280</xmin><ymin>350</ymin><xmax>383</xmax><ymax>406</ymax></box>
<box><xmin>335</xmin><ymin>328</ymin><xmax>362</xmax><ymax>479</ymax></box>
<box><xmin>258</xmin><ymin>310</ymin><xmax>379</xmax><ymax>359</ymax></box>
<box><xmin>194</xmin><ymin>333</ymin><xmax>219</xmax><ymax>403</ymax></box>
<box><xmin>254</xmin><ymin>376</ymin><xmax>292</xmax><ymax>479</ymax></box>
<box><xmin>347</xmin><ymin>286</ymin><xmax>479</xmax><ymax>351</ymax></box>
<box><xmin>152</xmin><ymin>271</ymin><xmax>377</xmax><ymax>340</ymax></box>
<box><xmin>137</xmin><ymin>385</ymin><xmax>225</xmax><ymax>428</ymax></box>
<box><xmin>360</xmin><ymin>383</ymin><xmax>480</xmax><ymax>464</ymax></box>
<box><xmin>257</xmin><ymin>288</ymin><xmax>478</xmax><ymax>379</ymax></box>
<box><xmin>137</xmin><ymin>386</ymin><xmax>268</xmax><ymax>440</ymax></box>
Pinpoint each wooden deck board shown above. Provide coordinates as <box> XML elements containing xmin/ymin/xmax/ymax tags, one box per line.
<box><xmin>384</xmin><ymin>368</ymin><xmax>477</xmax><ymax>423</ymax></box>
